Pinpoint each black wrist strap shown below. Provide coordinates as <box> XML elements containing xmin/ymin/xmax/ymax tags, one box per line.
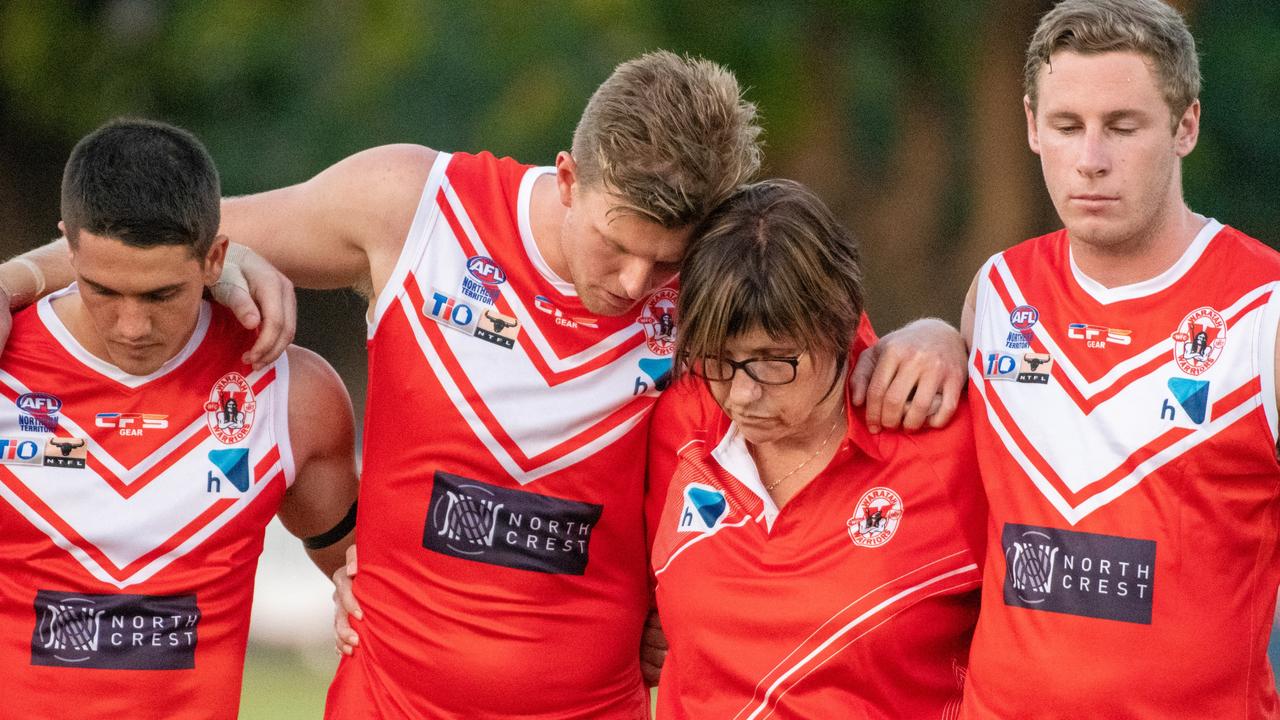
<box><xmin>304</xmin><ymin>500</ymin><xmax>357</xmax><ymax>550</ymax></box>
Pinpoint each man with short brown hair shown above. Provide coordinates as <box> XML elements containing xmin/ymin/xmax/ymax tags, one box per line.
<box><xmin>962</xmin><ymin>1</ymin><xmax>1280</xmax><ymax>716</ymax></box>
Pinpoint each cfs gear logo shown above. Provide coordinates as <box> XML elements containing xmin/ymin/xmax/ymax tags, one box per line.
<box><xmin>43</xmin><ymin>437</ymin><xmax>87</xmax><ymax>469</ymax></box>
<box><xmin>639</xmin><ymin>288</ymin><xmax>678</xmax><ymax>356</ymax></box>
<box><xmin>475</xmin><ymin>310</ymin><xmax>519</xmax><ymax>349</ymax></box>
<box><xmin>677</xmin><ymin>484</ymin><xmax>727</xmax><ymax>533</ymax></box>
<box><xmin>95</xmin><ymin>413</ymin><xmax>168</xmax><ymax>436</ymax></box>
<box><xmin>1006</xmin><ymin>305</ymin><xmax>1039</xmax><ymax>349</ymax></box>
<box><xmin>1066</xmin><ymin>323</ymin><xmax>1132</xmax><ymax>348</ymax></box>
<box><xmin>0</xmin><ymin>437</ymin><xmax>42</xmax><ymax>466</ymax></box>
<box><xmin>533</xmin><ymin>295</ymin><xmax>598</xmax><ymax>329</ymax></box>
<box><xmin>16</xmin><ymin>392</ymin><xmax>61</xmax><ymax>433</ymax></box>
<box><xmin>1171</xmin><ymin>307</ymin><xmax>1226</xmax><ymax>376</ymax></box>
<box><xmin>204</xmin><ymin>373</ymin><xmax>256</xmax><ymax>444</ymax></box>
<box><xmin>847</xmin><ymin>487</ymin><xmax>903</xmax><ymax>548</ymax></box>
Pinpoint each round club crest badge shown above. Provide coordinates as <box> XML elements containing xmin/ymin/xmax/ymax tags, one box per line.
<box><xmin>847</xmin><ymin>487</ymin><xmax>904</xmax><ymax>548</ymax></box>
<box><xmin>204</xmin><ymin>372</ymin><xmax>257</xmax><ymax>444</ymax></box>
<box><xmin>1170</xmin><ymin>306</ymin><xmax>1226</xmax><ymax>376</ymax></box>
<box><xmin>638</xmin><ymin>288</ymin><xmax>678</xmax><ymax>356</ymax></box>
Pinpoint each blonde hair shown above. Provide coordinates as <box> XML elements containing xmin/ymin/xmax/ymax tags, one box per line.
<box><xmin>571</xmin><ymin>51</ymin><xmax>763</xmax><ymax>228</ymax></box>
<box><xmin>1026</xmin><ymin>0</ymin><xmax>1200</xmax><ymax>126</ymax></box>
<box><xmin>676</xmin><ymin>179</ymin><xmax>864</xmax><ymax>375</ymax></box>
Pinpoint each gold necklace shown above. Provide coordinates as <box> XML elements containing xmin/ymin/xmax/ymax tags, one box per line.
<box><xmin>764</xmin><ymin>417</ymin><xmax>842</xmax><ymax>492</ymax></box>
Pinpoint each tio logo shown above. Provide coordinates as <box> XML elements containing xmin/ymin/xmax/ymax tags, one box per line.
<box><xmin>984</xmin><ymin>353</ymin><xmax>1018</xmax><ymax>380</ymax></box>
<box><xmin>0</xmin><ymin>438</ymin><xmax>41</xmax><ymax>464</ymax></box>
<box><xmin>426</xmin><ymin>291</ymin><xmax>475</xmax><ymax>329</ymax></box>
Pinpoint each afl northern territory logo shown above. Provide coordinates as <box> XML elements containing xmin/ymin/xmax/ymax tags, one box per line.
<box><xmin>204</xmin><ymin>373</ymin><xmax>256</xmax><ymax>444</ymax></box>
<box><xmin>1171</xmin><ymin>306</ymin><xmax>1225</xmax><ymax>376</ymax></box>
<box><xmin>639</xmin><ymin>288</ymin><xmax>678</xmax><ymax>356</ymax></box>
<box><xmin>847</xmin><ymin>487</ymin><xmax>903</xmax><ymax>548</ymax></box>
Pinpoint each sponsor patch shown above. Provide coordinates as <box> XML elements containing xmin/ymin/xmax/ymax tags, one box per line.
<box><xmin>1167</xmin><ymin>378</ymin><xmax>1209</xmax><ymax>424</ymax></box>
<box><xmin>847</xmin><ymin>486</ymin><xmax>903</xmax><ymax>548</ymax></box>
<box><xmin>16</xmin><ymin>392</ymin><xmax>61</xmax><ymax>433</ymax></box>
<box><xmin>533</xmin><ymin>295</ymin><xmax>598</xmax><ymax>329</ymax></box>
<box><xmin>1171</xmin><ymin>306</ymin><xmax>1226</xmax><ymax>376</ymax></box>
<box><xmin>1067</xmin><ymin>323</ymin><xmax>1132</xmax><ymax>348</ymax></box>
<box><xmin>1002</xmin><ymin>523</ymin><xmax>1155</xmax><ymax>624</ymax></box>
<box><xmin>43</xmin><ymin>437</ymin><xmax>87</xmax><ymax>469</ymax></box>
<box><xmin>1016</xmin><ymin>352</ymin><xmax>1053</xmax><ymax>384</ymax></box>
<box><xmin>639</xmin><ymin>288</ymin><xmax>678</xmax><ymax>356</ymax></box>
<box><xmin>983</xmin><ymin>352</ymin><xmax>1019</xmax><ymax>381</ymax></box>
<box><xmin>204</xmin><ymin>373</ymin><xmax>256</xmax><ymax>444</ymax></box>
<box><xmin>0</xmin><ymin>437</ymin><xmax>42</xmax><ymax>466</ymax></box>
<box><xmin>677</xmin><ymin>484</ymin><xmax>727</xmax><ymax>533</ymax></box>
<box><xmin>424</xmin><ymin>289</ymin><xmax>477</xmax><ymax>336</ymax></box>
<box><xmin>31</xmin><ymin>590</ymin><xmax>200</xmax><ymax>669</ymax></box>
<box><xmin>423</xmin><ymin>471</ymin><xmax>602</xmax><ymax>575</ymax></box>
<box><xmin>1006</xmin><ymin>305</ymin><xmax>1038</xmax><ymax>349</ymax></box>
<box><xmin>95</xmin><ymin>413</ymin><xmax>168</xmax><ymax>437</ymax></box>
<box><xmin>475</xmin><ymin>310</ymin><xmax>519</xmax><ymax>349</ymax></box>
<box><xmin>207</xmin><ymin>448</ymin><xmax>250</xmax><ymax>493</ymax></box>
<box><xmin>466</xmin><ymin>255</ymin><xmax>507</xmax><ymax>286</ymax></box>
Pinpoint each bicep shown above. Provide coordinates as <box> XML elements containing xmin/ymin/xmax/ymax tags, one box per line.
<box><xmin>220</xmin><ymin>144</ymin><xmax>436</xmax><ymax>294</ymax></box>
<box><xmin>960</xmin><ymin>270</ymin><xmax>981</xmax><ymax>353</ymax></box>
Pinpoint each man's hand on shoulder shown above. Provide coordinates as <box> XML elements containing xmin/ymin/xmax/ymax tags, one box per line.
<box><xmin>851</xmin><ymin>317</ymin><xmax>967</xmax><ymax>433</ymax></box>
<box><xmin>210</xmin><ymin>244</ymin><xmax>296</xmax><ymax>369</ymax></box>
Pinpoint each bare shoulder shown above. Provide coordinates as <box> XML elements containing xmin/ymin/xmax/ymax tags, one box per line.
<box><xmin>284</xmin><ymin>345</ymin><xmax>355</xmax><ymax>458</ymax></box>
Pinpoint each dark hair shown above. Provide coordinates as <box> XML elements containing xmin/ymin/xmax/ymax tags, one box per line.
<box><xmin>676</xmin><ymin>179</ymin><xmax>864</xmax><ymax>375</ymax></box>
<box><xmin>61</xmin><ymin>118</ymin><xmax>220</xmax><ymax>258</ymax></box>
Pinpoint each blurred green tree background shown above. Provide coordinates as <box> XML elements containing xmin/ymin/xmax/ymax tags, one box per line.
<box><xmin>1</xmin><ymin>1</ymin><xmax>1277</xmax><ymax>717</ymax></box>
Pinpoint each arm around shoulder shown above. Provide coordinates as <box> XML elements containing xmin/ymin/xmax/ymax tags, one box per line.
<box><xmin>278</xmin><ymin>345</ymin><xmax>360</xmax><ymax>578</ymax></box>
<box><xmin>221</xmin><ymin>144</ymin><xmax>439</xmax><ymax>295</ymax></box>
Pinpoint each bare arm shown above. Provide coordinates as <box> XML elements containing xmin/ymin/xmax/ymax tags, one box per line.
<box><xmin>960</xmin><ymin>270</ymin><xmax>979</xmax><ymax>353</ymax></box>
<box><xmin>220</xmin><ymin>143</ymin><xmax>435</xmax><ymax>297</ymax></box>
<box><xmin>277</xmin><ymin>346</ymin><xmax>360</xmax><ymax>577</ymax></box>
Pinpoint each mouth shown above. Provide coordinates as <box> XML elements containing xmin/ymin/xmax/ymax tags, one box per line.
<box><xmin>1069</xmin><ymin>194</ymin><xmax>1119</xmax><ymax>209</ymax></box>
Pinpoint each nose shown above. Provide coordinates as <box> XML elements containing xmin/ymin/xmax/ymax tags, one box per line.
<box><xmin>726</xmin><ymin>366</ymin><xmax>763</xmax><ymax>406</ymax></box>
<box><xmin>617</xmin><ymin>257</ymin><xmax>656</xmax><ymax>301</ymax></box>
<box><xmin>115</xmin><ymin>300</ymin><xmax>152</xmax><ymax>341</ymax></box>
<box><xmin>1075</xmin><ymin>126</ymin><xmax>1110</xmax><ymax>178</ymax></box>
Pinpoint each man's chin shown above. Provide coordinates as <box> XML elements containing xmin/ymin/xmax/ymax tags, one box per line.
<box><xmin>580</xmin><ymin>292</ymin><xmax>637</xmax><ymax>317</ymax></box>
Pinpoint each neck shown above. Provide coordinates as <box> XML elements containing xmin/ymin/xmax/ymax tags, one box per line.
<box><xmin>1070</xmin><ymin>204</ymin><xmax>1206</xmax><ymax>288</ymax></box>
<box><xmin>529</xmin><ymin>173</ymin><xmax>570</xmax><ymax>279</ymax></box>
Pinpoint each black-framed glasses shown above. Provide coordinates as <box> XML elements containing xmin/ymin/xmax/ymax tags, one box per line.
<box><xmin>691</xmin><ymin>355</ymin><xmax>802</xmax><ymax>385</ymax></box>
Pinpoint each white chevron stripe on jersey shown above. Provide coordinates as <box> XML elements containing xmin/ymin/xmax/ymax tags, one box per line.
<box><xmin>439</xmin><ymin>183</ymin><xmax>643</xmax><ymax>368</ymax></box>
<box><xmin>399</xmin><ymin>293</ymin><xmax>650</xmax><ymax>484</ymax></box>
<box><xmin>973</xmin><ymin>369</ymin><xmax>1260</xmax><ymax>524</ymax></box>
<box><xmin>0</xmin><ymin>447</ymin><xmax>284</xmax><ymax>589</ymax></box>
<box><xmin>993</xmin><ymin>260</ymin><xmax>1277</xmax><ymax>397</ymax></box>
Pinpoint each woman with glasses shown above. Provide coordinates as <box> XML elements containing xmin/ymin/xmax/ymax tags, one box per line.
<box><xmin>646</xmin><ymin>179</ymin><xmax>986</xmax><ymax>719</ymax></box>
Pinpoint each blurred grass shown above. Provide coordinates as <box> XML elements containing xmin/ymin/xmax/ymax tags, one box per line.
<box><xmin>239</xmin><ymin>645</ymin><xmax>337</xmax><ymax>720</ymax></box>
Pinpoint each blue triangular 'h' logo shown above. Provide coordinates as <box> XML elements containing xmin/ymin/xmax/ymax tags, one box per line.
<box><xmin>209</xmin><ymin>448</ymin><xmax>250</xmax><ymax>492</ymax></box>
<box><xmin>687</xmin><ymin>486</ymin><xmax>726</xmax><ymax>527</ymax></box>
<box><xmin>1167</xmin><ymin>378</ymin><xmax>1209</xmax><ymax>424</ymax></box>
<box><xmin>639</xmin><ymin>358</ymin><xmax>674</xmax><ymax>391</ymax></box>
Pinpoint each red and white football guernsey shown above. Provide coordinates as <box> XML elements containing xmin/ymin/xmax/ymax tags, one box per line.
<box><xmin>0</xmin><ymin>287</ymin><xmax>294</xmax><ymax>720</ymax></box>
<box><xmin>965</xmin><ymin>220</ymin><xmax>1280</xmax><ymax>718</ymax></box>
<box><xmin>326</xmin><ymin>152</ymin><xmax>673</xmax><ymax>719</ymax></box>
<box><xmin>646</xmin><ymin>354</ymin><xmax>986</xmax><ymax>719</ymax></box>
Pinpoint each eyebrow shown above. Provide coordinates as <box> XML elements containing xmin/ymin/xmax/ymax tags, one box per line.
<box><xmin>80</xmin><ymin>276</ymin><xmax>185</xmax><ymax>296</ymax></box>
<box><xmin>1045</xmin><ymin>108</ymin><xmax>1151</xmax><ymax>123</ymax></box>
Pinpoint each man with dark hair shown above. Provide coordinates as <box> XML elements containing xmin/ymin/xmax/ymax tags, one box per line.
<box><xmin>962</xmin><ymin>0</ymin><xmax>1280</xmax><ymax>716</ymax></box>
<box><xmin>0</xmin><ymin>118</ymin><xmax>359</xmax><ymax>719</ymax></box>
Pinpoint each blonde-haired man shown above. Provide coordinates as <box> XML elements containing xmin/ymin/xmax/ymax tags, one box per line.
<box><xmin>2</xmin><ymin>51</ymin><xmax>761</xmax><ymax>718</ymax></box>
<box><xmin>962</xmin><ymin>0</ymin><xmax>1280</xmax><ymax>716</ymax></box>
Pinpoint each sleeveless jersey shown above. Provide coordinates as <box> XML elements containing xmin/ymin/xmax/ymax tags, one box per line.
<box><xmin>0</xmin><ymin>288</ymin><xmax>294</xmax><ymax>720</ymax></box>
<box><xmin>964</xmin><ymin>221</ymin><xmax>1280</xmax><ymax>718</ymax></box>
<box><xmin>326</xmin><ymin>152</ymin><xmax>671</xmax><ymax>719</ymax></box>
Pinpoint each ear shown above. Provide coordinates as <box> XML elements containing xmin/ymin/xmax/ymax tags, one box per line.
<box><xmin>202</xmin><ymin>235</ymin><xmax>229</xmax><ymax>286</ymax></box>
<box><xmin>1024</xmin><ymin>95</ymin><xmax>1041</xmax><ymax>155</ymax></box>
<box><xmin>60</xmin><ymin>222</ymin><xmax>78</xmax><ymax>268</ymax></box>
<box><xmin>554</xmin><ymin>151</ymin><xmax>578</xmax><ymax>208</ymax></box>
<box><xmin>1174</xmin><ymin>99</ymin><xmax>1200</xmax><ymax>158</ymax></box>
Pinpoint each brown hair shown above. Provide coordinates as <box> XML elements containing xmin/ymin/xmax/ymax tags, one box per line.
<box><xmin>676</xmin><ymin>179</ymin><xmax>864</xmax><ymax>375</ymax></box>
<box><xmin>1025</xmin><ymin>0</ymin><xmax>1200</xmax><ymax>126</ymax></box>
<box><xmin>571</xmin><ymin>51</ymin><xmax>763</xmax><ymax>228</ymax></box>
